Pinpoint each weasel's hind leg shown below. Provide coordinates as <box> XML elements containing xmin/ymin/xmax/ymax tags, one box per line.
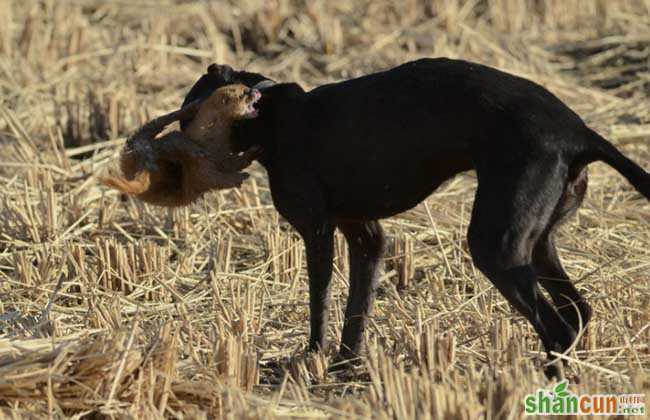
<box><xmin>179</xmin><ymin>160</ymin><xmax>249</xmax><ymax>205</ymax></box>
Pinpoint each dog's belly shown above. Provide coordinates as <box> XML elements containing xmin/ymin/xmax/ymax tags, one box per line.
<box><xmin>307</xmin><ymin>112</ymin><xmax>475</xmax><ymax>220</ymax></box>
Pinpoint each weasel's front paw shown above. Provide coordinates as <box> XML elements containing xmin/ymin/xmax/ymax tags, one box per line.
<box><xmin>134</xmin><ymin>154</ymin><xmax>159</xmax><ymax>172</ymax></box>
<box><xmin>244</xmin><ymin>145</ymin><xmax>264</xmax><ymax>161</ymax></box>
<box><xmin>191</xmin><ymin>148</ymin><xmax>209</xmax><ymax>159</ymax></box>
<box><xmin>235</xmin><ymin>171</ymin><xmax>250</xmax><ymax>185</ymax></box>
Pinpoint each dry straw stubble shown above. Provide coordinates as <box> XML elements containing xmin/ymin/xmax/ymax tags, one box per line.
<box><xmin>0</xmin><ymin>0</ymin><xmax>648</xmax><ymax>418</ymax></box>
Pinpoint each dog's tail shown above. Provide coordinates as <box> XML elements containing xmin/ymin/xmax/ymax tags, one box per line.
<box><xmin>581</xmin><ymin>127</ymin><xmax>650</xmax><ymax>199</ymax></box>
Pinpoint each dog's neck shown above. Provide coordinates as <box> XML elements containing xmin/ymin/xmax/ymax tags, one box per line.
<box><xmin>232</xmin><ymin>83</ymin><xmax>306</xmax><ymax>168</ymax></box>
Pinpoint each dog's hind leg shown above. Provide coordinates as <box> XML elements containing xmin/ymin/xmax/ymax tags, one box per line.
<box><xmin>533</xmin><ymin>167</ymin><xmax>592</xmax><ymax>334</ymax></box>
<box><xmin>468</xmin><ymin>157</ymin><xmax>576</xmax><ymax>378</ymax></box>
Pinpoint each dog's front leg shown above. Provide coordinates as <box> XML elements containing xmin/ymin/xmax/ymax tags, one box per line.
<box><xmin>335</xmin><ymin>220</ymin><xmax>385</xmax><ymax>365</ymax></box>
<box><xmin>273</xmin><ymin>181</ymin><xmax>335</xmax><ymax>353</ymax></box>
<box><xmin>301</xmin><ymin>223</ymin><xmax>335</xmax><ymax>352</ymax></box>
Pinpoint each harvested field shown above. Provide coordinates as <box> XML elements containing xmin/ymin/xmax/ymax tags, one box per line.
<box><xmin>0</xmin><ymin>0</ymin><xmax>648</xmax><ymax>418</ymax></box>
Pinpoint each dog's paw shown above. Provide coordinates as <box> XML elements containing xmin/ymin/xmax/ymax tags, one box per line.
<box><xmin>543</xmin><ymin>362</ymin><xmax>565</xmax><ymax>381</ymax></box>
<box><xmin>328</xmin><ymin>354</ymin><xmax>369</xmax><ymax>382</ymax></box>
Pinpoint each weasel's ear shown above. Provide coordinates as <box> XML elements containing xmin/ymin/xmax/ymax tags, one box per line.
<box><xmin>207</xmin><ymin>64</ymin><xmax>235</xmax><ymax>82</ymax></box>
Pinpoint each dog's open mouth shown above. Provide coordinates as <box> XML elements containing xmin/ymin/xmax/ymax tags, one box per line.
<box><xmin>244</xmin><ymin>89</ymin><xmax>261</xmax><ymax>119</ymax></box>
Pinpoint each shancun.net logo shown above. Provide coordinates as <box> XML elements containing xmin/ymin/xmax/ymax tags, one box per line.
<box><xmin>524</xmin><ymin>380</ymin><xmax>645</xmax><ymax>416</ymax></box>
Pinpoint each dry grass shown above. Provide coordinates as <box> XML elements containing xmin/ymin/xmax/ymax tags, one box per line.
<box><xmin>0</xmin><ymin>0</ymin><xmax>649</xmax><ymax>418</ymax></box>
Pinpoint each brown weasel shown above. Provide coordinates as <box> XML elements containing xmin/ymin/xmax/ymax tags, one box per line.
<box><xmin>103</xmin><ymin>84</ymin><xmax>262</xmax><ymax>207</ymax></box>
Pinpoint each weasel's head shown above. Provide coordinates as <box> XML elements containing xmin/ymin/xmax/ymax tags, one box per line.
<box><xmin>187</xmin><ymin>84</ymin><xmax>261</xmax><ymax>140</ymax></box>
<box><xmin>212</xmin><ymin>84</ymin><xmax>261</xmax><ymax>121</ymax></box>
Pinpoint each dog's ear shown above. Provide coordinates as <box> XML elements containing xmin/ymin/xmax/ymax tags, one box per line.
<box><xmin>181</xmin><ymin>66</ymin><xmax>232</xmax><ymax>129</ymax></box>
<box><xmin>253</xmin><ymin>80</ymin><xmax>276</xmax><ymax>90</ymax></box>
<box><xmin>207</xmin><ymin>64</ymin><xmax>235</xmax><ymax>82</ymax></box>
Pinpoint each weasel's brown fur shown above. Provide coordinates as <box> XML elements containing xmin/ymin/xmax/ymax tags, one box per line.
<box><xmin>103</xmin><ymin>84</ymin><xmax>261</xmax><ymax>207</ymax></box>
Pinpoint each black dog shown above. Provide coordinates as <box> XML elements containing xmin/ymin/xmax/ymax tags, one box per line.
<box><xmin>182</xmin><ymin>59</ymin><xmax>650</xmax><ymax>378</ymax></box>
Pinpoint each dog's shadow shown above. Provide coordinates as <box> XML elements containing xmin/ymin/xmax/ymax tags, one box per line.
<box><xmin>258</xmin><ymin>353</ymin><xmax>370</xmax><ymax>389</ymax></box>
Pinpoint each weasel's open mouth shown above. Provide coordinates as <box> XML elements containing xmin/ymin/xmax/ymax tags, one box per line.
<box><xmin>244</xmin><ymin>89</ymin><xmax>261</xmax><ymax>119</ymax></box>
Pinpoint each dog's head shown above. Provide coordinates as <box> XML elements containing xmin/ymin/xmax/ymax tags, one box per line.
<box><xmin>180</xmin><ymin>64</ymin><xmax>273</xmax><ymax>130</ymax></box>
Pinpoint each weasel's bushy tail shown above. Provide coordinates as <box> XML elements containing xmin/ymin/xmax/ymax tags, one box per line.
<box><xmin>102</xmin><ymin>171</ymin><xmax>151</xmax><ymax>195</ymax></box>
<box><xmin>582</xmin><ymin>128</ymin><xmax>650</xmax><ymax>199</ymax></box>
